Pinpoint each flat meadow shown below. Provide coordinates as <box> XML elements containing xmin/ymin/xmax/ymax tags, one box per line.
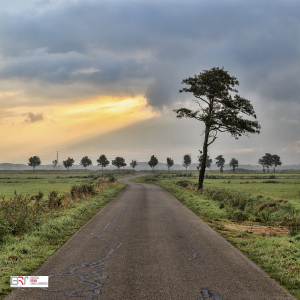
<box><xmin>132</xmin><ymin>171</ymin><xmax>300</xmax><ymax>299</ymax></box>
<box><xmin>0</xmin><ymin>172</ymin><xmax>93</xmax><ymax>199</ymax></box>
<box><xmin>198</xmin><ymin>173</ymin><xmax>300</xmax><ymax>207</ymax></box>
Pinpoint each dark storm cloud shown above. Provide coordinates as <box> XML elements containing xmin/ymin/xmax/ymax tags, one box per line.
<box><xmin>25</xmin><ymin>112</ymin><xmax>44</xmax><ymax>123</ymax></box>
<box><xmin>0</xmin><ymin>0</ymin><xmax>230</xmax><ymax>57</ymax></box>
<box><xmin>0</xmin><ymin>50</ymin><xmax>149</xmax><ymax>84</ymax></box>
<box><xmin>0</xmin><ymin>0</ymin><xmax>300</xmax><ymax>107</ymax></box>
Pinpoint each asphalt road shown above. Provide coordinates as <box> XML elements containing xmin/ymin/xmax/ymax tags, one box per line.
<box><xmin>6</xmin><ymin>174</ymin><xmax>297</xmax><ymax>300</ymax></box>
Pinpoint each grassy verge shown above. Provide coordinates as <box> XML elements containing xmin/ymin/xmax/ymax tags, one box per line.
<box><xmin>132</xmin><ymin>174</ymin><xmax>300</xmax><ymax>299</ymax></box>
<box><xmin>0</xmin><ymin>177</ymin><xmax>127</xmax><ymax>299</ymax></box>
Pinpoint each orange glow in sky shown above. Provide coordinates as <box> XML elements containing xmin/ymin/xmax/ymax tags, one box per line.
<box><xmin>0</xmin><ymin>95</ymin><xmax>158</xmax><ymax>163</ymax></box>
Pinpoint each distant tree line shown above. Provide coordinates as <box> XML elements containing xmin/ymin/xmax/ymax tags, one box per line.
<box><xmin>28</xmin><ymin>155</ymin><xmax>132</xmax><ymax>173</ymax></box>
<box><xmin>28</xmin><ymin>153</ymin><xmax>283</xmax><ymax>174</ymax></box>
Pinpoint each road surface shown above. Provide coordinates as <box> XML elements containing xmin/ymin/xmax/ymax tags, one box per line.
<box><xmin>6</xmin><ymin>174</ymin><xmax>296</xmax><ymax>300</ymax></box>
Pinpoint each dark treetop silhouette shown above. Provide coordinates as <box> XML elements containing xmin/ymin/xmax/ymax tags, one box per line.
<box><xmin>130</xmin><ymin>160</ymin><xmax>138</xmax><ymax>174</ymax></box>
<box><xmin>174</xmin><ymin>67</ymin><xmax>261</xmax><ymax>192</ymax></box>
<box><xmin>166</xmin><ymin>157</ymin><xmax>174</xmax><ymax>171</ymax></box>
<box><xmin>52</xmin><ymin>159</ymin><xmax>58</xmax><ymax>171</ymax></box>
<box><xmin>258</xmin><ymin>153</ymin><xmax>282</xmax><ymax>173</ymax></box>
<box><xmin>272</xmin><ymin>154</ymin><xmax>282</xmax><ymax>172</ymax></box>
<box><xmin>148</xmin><ymin>155</ymin><xmax>158</xmax><ymax>172</ymax></box>
<box><xmin>215</xmin><ymin>155</ymin><xmax>225</xmax><ymax>173</ymax></box>
<box><xmin>229</xmin><ymin>158</ymin><xmax>239</xmax><ymax>173</ymax></box>
<box><xmin>182</xmin><ymin>154</ymin><xmax>192</xmax><ymax>174</ymax></box>
<box><xmin>97</xmin><ymin>155</ymin><xmax>110</xmax><ymax>173</ymax></box>
<box><xmin>28</xmin><ymin>156</ymin><xmax>41</xmax><ymax>173</ymax></box>
<box><xmin>80</xmin><ymin>156</ymin><xmax>92</xmax><ymax>173</ymax></box>
<box><xmin>112</xmin><ymin>156</ymin><xmax>126</xmax><ymax>172</ymax></box>
<box><xmin>63</xmin><ymin>157</ymin><xmax>74</xmax><ymax>170</ymax></box>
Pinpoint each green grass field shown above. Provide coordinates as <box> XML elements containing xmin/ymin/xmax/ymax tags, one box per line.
<box><xmin>203</xmin><ymin>173</ymin><xmax>300</xmax><ymax>205</ymax></box>
<box><xmin>132</xmin><ymin>172</ymin><xmax>300</xmax><ymax>299</ymax></box>
<box><xmin>0</xmin><ymin>173</ymin><xmax>97</xmax><ymax>199</ymax></box>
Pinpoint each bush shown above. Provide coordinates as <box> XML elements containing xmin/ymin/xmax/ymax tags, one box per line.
<box><xmin>239</xmin><ymin>200</ymin><xmax>247</xmax><ymax>211</ymax></box>
<box><xmin>0</xmin><ymin>193</ymin><xmax>44</xmax><ymax>240</ymax></box>
<box><xmin>176</xmin><ymin>180</ymin><xmax>190</xmax><ymax>187</ymax></box>
<box><xmin>258</xmin><ymin>210</ymin><xmax>271</xmax><ymax>222</ymax></box>
<box><xmin>262</xmin><ymin>180</ymin><xmax>281</xmax><ymax>183</ymax></box>
<box><xmin>108</xmin><ymin>176</ymin><xmax>115</xmax><ymax>183</ymax></box>
<box><xmin>205</xmin><ymin>175</ymin><xmax>219</xmax><ymax>179</ymax></box>
<box><xmin>0</xmin><ymin>180</ymin><xmax>102</xmax><ymax>242</ymax></box>
<box><xmin>229</xmin><ymin>211</ymin><xmax>249</xmax><ymax>222</ymax></box>
<box><xmin>290</xmin><ymin>227</ymin><xmax>299</xmax><ymax>237</ymax></box>
<box><xmin>47</xmin><ymin>190</ymin><xmax>62</xmax><ymax>209</ymax></box>
<box><xmin>144</xmin><ymin>177</ymin><xmax>158</xmax><ymax>182</ymax></box>
<box><xmin>171</xmin><ymin>178</ymin><xmax>300</xmax><ymax>227</ymax></box>
<box><xmin>70</xmin><ymin>183</ymin><xmax>96</xmax><ymax>200</ymax></box>
<box><xmin>31</xmin><ymin>190</ymin><xmax>43</xmax><ymax>201</ymax></box>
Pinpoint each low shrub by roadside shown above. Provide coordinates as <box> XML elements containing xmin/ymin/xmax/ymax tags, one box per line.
<box><xmin>0</xmin><ymin>177</ymin><xmax>115</xmax><ymax>243</ymax></box>
<box><xmin>199</xmin><ymin>185</ymin><xmax>300</xmax><ymax>231</ymax></box>
<box><xmin>69</xmin><ymin>183</ymin><xmax>96</xmax><ymax>199</ymax></box>
<box><xmin>0</xmin><ymin>193</ymin><xmax>44</xmax><ymax>241</ymax></box>
<box><xmin>170</xmin><ymin>177</ymin><xmax>300</xmax><ymax>231</ymax></box>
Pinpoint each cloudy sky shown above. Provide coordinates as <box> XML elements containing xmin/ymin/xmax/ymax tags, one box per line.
<box><xmin>0</xmin><ymin>0</ymin><xmax>299</xmax><ymax>166</ymax></box>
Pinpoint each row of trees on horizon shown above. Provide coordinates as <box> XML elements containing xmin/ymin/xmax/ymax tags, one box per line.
<box><xmin>28</xmin><ymin>155</ymin><xmax>133</xmax><ymax>173</ymax></box>
<box><xmin>27</xmin><ymin>153</ymin><xmax>283</xmax><ymax>173</ymax></box>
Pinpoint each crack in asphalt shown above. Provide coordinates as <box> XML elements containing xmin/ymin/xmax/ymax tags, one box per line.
<box><xmin>197</xmin><ymin>287</ymin><xmax>223</xmax><ymax>300</ymax></box>
<box><xmin>40</xmin><ymin>188</ymin><xmax>136</xmax><ymax>299</ymax></box>
<box><xmin>187</xmin><ymin>252</ymin><xmax>197</xmax><ymax>261</ymax></box>
<box><xmin>164</xmin><ymin>205</ymin><xmax>171</xmax><ymax>213</ymax></box>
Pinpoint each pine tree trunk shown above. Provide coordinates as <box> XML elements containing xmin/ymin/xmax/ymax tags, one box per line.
<box><xmin>198</xmin><ymin>126</ymin><xmax>209</xmax><ymax>193</ymax></box>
